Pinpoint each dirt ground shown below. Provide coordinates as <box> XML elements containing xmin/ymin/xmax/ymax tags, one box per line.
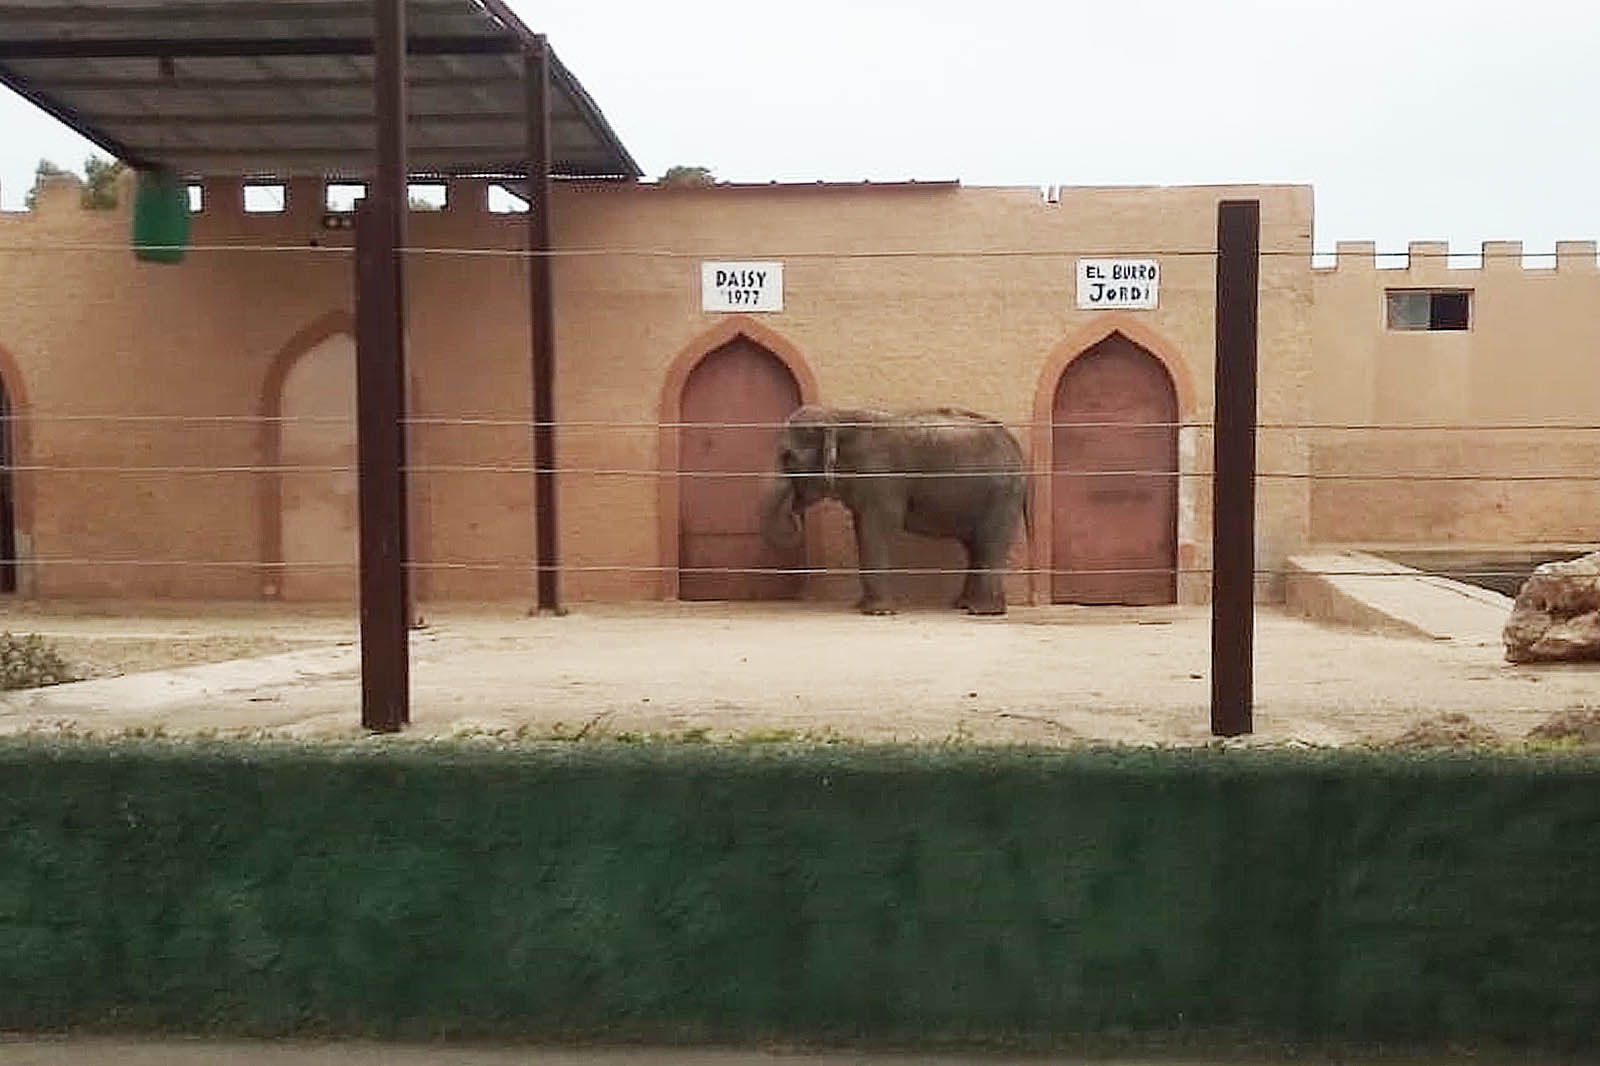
<box><xmin>1</xmin><ymin>598</ymin><xmax>1597</xmax><ymax>748</ymax></box>
<box><xmin>0</xmin><ymin>598</ymin><xmax>354</xmax><ymax>678</ymax></box>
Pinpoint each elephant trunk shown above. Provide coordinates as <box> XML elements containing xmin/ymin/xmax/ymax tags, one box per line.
<box><xmin>760</xmin><ymin>476</ymin><xmax>804</xmax><ymax>549</ymax></box>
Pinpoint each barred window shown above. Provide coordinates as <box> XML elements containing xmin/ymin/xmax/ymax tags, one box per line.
<box><xmin>407</xmin><ymin>183</ymin><xmax>447</xmax><ymax>211</ymax></box>
<box><xmin>1386</xmin><ymin>289</ymin><xmax>1471</xmax><ymax>331</ymax></box>
<box><xmin>242</xmin><ymin>183</ymin><xmax>286</xmax><ymax>214</ymax></box>
<box><xmin>325</xmin><ymin>183</ymin><xmax>365</xmax><ymax>213</ymax></box>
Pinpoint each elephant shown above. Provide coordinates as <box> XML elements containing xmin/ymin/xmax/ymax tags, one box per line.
<box><xmin>759</xmin><ymin>405</ymin><xmax>1028</xmax><ymax>615</ymax></box>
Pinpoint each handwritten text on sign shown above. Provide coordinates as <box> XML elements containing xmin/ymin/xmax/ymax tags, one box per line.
<box><xmin>702</xmin><ymin>261</ymin><xmax>784</xmax><ymax>313</ymax></box>
<box><xmin>1076</xmin><ymin>259</ymin><xmax>1160</xmax><ymax>310</ymax></box>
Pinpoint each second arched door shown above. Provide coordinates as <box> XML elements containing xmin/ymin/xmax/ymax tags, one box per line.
<box><xmin>1052</xmin><ymin>332</ymin><xmax>1178</xmax><ymax>605</ymax></box>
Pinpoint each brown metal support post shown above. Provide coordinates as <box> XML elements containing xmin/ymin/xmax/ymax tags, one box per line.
<box><xmin>356</xmin><ymin>0</ymin><xmax>409</xmax><ymax>731</ymax></box>
<box><xmin>1210</xmin><ymin>200</ymin><xmax>1260</xmax><ymax>737</ymax></box>
<box><xmin>526</xmin><ymin>36</ymin><xmax>561</xmax><ymax>613</ymax></box>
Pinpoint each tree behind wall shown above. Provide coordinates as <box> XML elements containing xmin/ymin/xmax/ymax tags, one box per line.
<box><xmin>21</xmin><ymin>160</ymin><xmax>67</xmax><ymax>210</ymax></box>
<box><xmin>24</xmin><ymin>155</ymin><xmax>128</xmax><ymax>210</ymax></box>
<box><xmin>82</xmin><ymin>156</ymin><xmax>125</xmax><ymax>208</ymax></box>
<box><xmin>658</xmin><ymin>165</ymin><xmax>716</xmax><ymax>187</ymax></box>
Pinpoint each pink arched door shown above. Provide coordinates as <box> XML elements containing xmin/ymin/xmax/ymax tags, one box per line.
<box><xmin>678</xmin><ymin>337</ymin><xmax>803</xmax><ymax>600</ymax></box>
<box><xmin>1052</xmin><ymin>333</ymin><xmax>1178</xmax><ymax>605</ymax></box>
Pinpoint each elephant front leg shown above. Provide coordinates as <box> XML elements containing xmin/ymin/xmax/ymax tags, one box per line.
<box><xmin>963</xmin><ymin>538</ymin><xmax>1010</xmax><ymax>616</ymax></box>
<box><xmin>851</xmin><ymin>510</ymin><xmax>899</xmax><ymax>615</ymax></box>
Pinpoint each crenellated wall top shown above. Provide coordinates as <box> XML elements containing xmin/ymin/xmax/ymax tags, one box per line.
<box><xmin>1320</xmin><ymin>239</ymin><xmax>1599</xmax><ymax>274</ymax></box>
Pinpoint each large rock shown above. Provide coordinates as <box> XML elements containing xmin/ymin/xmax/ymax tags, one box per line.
<box><xmin>1504</xmin><ymin>550</ymin><xmax>1600</xmax><ymax>662</ymax></box>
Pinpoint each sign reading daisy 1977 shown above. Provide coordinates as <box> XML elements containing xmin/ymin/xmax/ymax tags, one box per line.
<box><xmin>702</xmin><ymin>261</ymin><xmax>784</xmax><ymax>312</ymax></box>
<box><xmin>1076</xmin><ymin>258</ymin><xmax>1160</xmax><ymax>310</ymax></box>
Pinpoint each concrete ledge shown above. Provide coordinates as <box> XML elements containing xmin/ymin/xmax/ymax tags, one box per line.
<box><xmin>1284</xmin><ymin>550</ymin><xmax>1512</xmax><ymax>643</ymax></box>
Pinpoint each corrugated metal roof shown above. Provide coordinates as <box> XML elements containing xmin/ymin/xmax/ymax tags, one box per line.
<box><xmin>0</xmin><ymin>0</ymin><xmax>640</xmax><ymax>178</ymax></box>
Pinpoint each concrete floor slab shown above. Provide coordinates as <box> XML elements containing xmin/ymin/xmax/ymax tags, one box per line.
<box><xmin>1284</xmin><ymin>550</ymin><xmax>1513</xmax><ymax>643</ymax></box>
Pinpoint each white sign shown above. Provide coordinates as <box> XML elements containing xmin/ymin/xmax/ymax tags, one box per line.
<box><xmin>1076</xmin><ymin>258</ymin><xmax>1160</xmax><ymax>310</ymax></box>
<box><xmin>702</xmin><ymin>261</ymin><xmax>784</xmax><ymax>313</ymax></box>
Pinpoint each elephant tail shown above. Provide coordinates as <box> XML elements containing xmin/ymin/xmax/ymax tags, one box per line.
<box><xmin>1022</xmin><ymin>479</ymin><xmax>1034</xmax><ymax>550</ymax></box>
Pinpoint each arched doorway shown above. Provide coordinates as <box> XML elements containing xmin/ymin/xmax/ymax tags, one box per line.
<box><xmin>0</xmin><ymin>372</ymin><xmax>16</xmax><ymax>594</ymax></box>
<box><xmin>1052</xmin><ymin>332</ymin><xmax>1178</xmax><ymax>604</ymax></box>
<box><xmin>277</xmin><ymin>332</ymin><xmax>357</xmax><ymax>601</ymax></box>
<box><xmin>678</xmin><ymin>336</ymin><xmax>803</xmax><ymax>600</ymax></box>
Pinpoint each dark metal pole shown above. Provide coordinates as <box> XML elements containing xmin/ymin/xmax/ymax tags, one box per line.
<box><xmin>1210</xmin><ymin>200</ymin><xmax>1260</xmax><ymax>737</ymax></box>
<box><xmin>356</xmin><ymin>0</ymin><xmax>409</xmax><ymax>731</ymax></box>
<box><xmin>526</xmin><ymin>36</ymin><xmax>560</xmax><ymax>613</ymax></box>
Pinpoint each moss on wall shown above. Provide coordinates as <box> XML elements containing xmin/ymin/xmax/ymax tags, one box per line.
<box><xmin>1</xmin><ymin>740</ymin><xmax>1597</xmax><ymax>1051</ymax></box>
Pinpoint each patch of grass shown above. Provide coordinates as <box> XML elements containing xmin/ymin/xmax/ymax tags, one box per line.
<box><xmin>1526</xmin><ymin>706</ymin><xmax>1600</xmax><ymax>749</ymax></box>
<box><xmin>447</xmin><ymin>721</ymin><xmax>716</xmax><ymax>746</ymax></box>
<box><xmin>1384</xmin><ymin>712</ymin><xmax>1502</xmax><ymax>750</ymax></box>
<box><xmin>441</xmin><ymin>723</ymin><xmax>857</xmax><ymax>747</ymax></box>
<box><xmin>736</xmin><ymin>727</ymin><xmax>799</xmax><ymax>744</ymax></box>
<box><xmin>724</xmin><ymin>726</ymin><xmax>850</xmax><ymax>745</ymax></box>
<box><xmin>113</xmin><ymin>724</ymin><xmax>169</xmax><ymax>740</ymax></box>
<box><xmin>0</xmin><ymin>632</ymin><xmax>78</xmax><ymax>690</ymax></box>
<box><xmin>942</xmin><ymin>719</ymin><xmax>976</xmax><ymax>746</ymax></box>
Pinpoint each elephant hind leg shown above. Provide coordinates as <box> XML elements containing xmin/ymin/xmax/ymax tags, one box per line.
<box><xmin>962</xmin><ymin>526</ymin><xmax>1016</xmax><ymax>616</ymax></box>
<box><xmin>963</xmin><ymin>581</ymin><xmax>1007</xmax><ymax>615</ymax></box>
<box><xmin>953</xmin><ymin>540</ymin><xmax>982</xmax><ymax>611</ymax></box>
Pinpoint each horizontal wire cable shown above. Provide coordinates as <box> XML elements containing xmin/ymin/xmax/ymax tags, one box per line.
<box><xmin>401</xmin><ymin>246</ymin><xmax>1245</xmax><ymax>261</ymax></box>
<box><xmin>6</xmin><ymin>413</ymin><xmax>1600</xmax><ymax>433</ymax></box>
<box><xmin>1</xmin><ymin>414</ymin><xmax>1226</xmax><ymax>429</ymax></box>
<box><xmin>0</xmin><ymin>244</ymin><xmax>354</xmax><ymax>256</ymax></box>
<box><xmin>0</xmin><ymin>558</ymin><xmax>1562</xmax><ymax>580</ymax></box>
<box><xmin>0</xmin><ymin>241</ymin><xmax>1590</xmax><ymax>262</ymax></box>
<box><xmin>0</xmin><ymin>244</ymin><xmax>1265</xmax><ymax>259</ymax></box>
<box><xmin>4</xmin><ymin>464</ymin><xmax>1595</xmax><ymax>482</ymax></box>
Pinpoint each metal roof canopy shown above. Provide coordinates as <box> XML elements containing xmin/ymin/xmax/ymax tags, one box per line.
<box><xmin>0</xmin><ymin>0</ymin><xmax>640</xmax><ymax>179</ymax></box>
<box><xmin>0</xmin><ymin>0</ymin><xmax>600</xmax><ymax>730</ymax></box>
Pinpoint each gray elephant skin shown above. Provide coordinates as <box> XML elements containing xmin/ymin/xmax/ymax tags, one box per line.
<box><xmin>759</xmin><ymin>405</ymin><xmax>1028</xmax><ymax>615</ymax></box>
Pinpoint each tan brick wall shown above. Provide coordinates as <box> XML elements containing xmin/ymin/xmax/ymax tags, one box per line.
<box><xmin>1310</xmin><ymin>240</ymin><xmax>1600</xmax><ymax>548</ymax></box>
<box><xmin>1</xmin><ymin>177</ymin><xmax>1321</xmax><ymax>603</ymax></box>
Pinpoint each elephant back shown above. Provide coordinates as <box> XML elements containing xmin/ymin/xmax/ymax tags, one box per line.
<box><xmin>899</xmin><ymin>408</ymin><xmax>1024</xmax><ymax>474</ymax></box>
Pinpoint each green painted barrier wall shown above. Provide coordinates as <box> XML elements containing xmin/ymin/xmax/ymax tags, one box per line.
<box><xmin>1</xmin><ymin>741</ymin><xmax>1597</xmax><ymax>1051</ymax></box>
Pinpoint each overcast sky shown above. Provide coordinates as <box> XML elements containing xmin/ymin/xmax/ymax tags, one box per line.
<box><xmin>2</xmin><ymin>0</ymin><xmax>1594</xmax><ymax>260</ymax></box>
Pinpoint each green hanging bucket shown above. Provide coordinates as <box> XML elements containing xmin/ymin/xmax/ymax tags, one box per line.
<box><xmin>131</xmin><ymin>169</ymin><xmax>192</xmax><ymax>263</ymax></box>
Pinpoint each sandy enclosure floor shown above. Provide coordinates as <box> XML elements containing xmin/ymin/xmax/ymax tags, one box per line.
<box><xmin>0</xmin><ymin>599</ymin><xmax>357</xmax><ymax>678</ymax></box>
<box><xmin>0</xmin><ymin>600</ymin><xmax>1595</xmax><ymax>746</ymax></box>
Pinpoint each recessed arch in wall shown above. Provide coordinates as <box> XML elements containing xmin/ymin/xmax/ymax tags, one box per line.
<box><xmin>1032</xmin><ymin>315</ymin><xmax>1194</xmax><ymax>606</ymax></box>
<box><xmin>259</xmin><ymin>311</ymin><xmax>356</xmax><ymax>601</ymax></box>
<box><xmin>657</xmin><ymin>317</ymin><xmax>818</xmax><ymax>601</ymax></box>
<box><xmin>0</xmin><ymin>343</ymin><xmax>33</xmax><ymax>595</ymax></box>
<box><xmin>258</xmin><ymin>311</ymin><xmax>431</xmax><ymax>604</ymax></box>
